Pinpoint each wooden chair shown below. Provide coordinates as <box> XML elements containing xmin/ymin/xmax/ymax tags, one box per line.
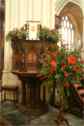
<box><xmin>1</xmin><ymin>85</ymin><xmax>19</xmax><ymax>104</ymax></box>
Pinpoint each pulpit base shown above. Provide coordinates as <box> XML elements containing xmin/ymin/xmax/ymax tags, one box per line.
<box><xmin>12</xmin><ymin>71</ymin><xmax>48</xmax><ymax>115</ymax></box>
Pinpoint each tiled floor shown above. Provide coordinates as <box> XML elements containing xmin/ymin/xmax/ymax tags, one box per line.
<box><xmin>0</xmin><ymin>102</ymin><xmax>84</xmax><ymax>126</ymax></box>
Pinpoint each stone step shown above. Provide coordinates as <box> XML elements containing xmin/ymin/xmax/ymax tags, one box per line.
<box><xmin>73</xmin><ymin>84</ymin><xmax>84</xmax><ymax>104</ymax></box>
<box><xmin>80</xmin><ymin>94</ymin><xmax>84</xmax><ymax>97</ymax></box>
<box><xmin>77</xmin><ymin>86</ymin><xmax>84</xmax><ymax>90</ymax></box>
<box><xmin>80</xmin><ymin>97</ymin><xmax>84</xmax><ymax>103</ymax></box>
<box><xmin>73</xmin><ymin>84</ymin><xmax>80</xmax><ymax>89</ymax></box>
<box><xmin>78</xmin><ymin>89</ymin><xmax>84</xmax><ymax>94</ymax></box>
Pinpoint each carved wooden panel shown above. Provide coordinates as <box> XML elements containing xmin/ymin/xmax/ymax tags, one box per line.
<box><xmin>12</xmin><ymin>39</ymin><xmax>48</xmax><ymax>73</ymax></box>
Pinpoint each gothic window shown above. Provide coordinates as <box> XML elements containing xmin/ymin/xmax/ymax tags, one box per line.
<box><xmin>59</xmin><ymin>16</ymin><xmax>74</xmax><ymax>50</ymax></box>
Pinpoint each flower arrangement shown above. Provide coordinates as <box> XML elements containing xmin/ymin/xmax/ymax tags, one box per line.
<box><xmin>6</xmin><ymin>24</ymin><xmax>60</xmax><ymax>53</ymax></box>
<box><xmin>37</xmin><ymin>26</ymin><xmax>60</xmax><ymax>43</ymax></box>
<box><xmin>6</xmin><ymin>26</ymin><xmax>27</xmax><ymax>41</ymax></box>
<box><xmin>40</xmin><ymin>45</ymin><xmax>84</xmax><ymax>108</ymax></box>
<box><xmin>40</xmin><ymin>46</ymin><xmax>84</xmax><ymax>87</ymax></box>
<box><xmin>6</xmin><ymin>24</ymin><xmax>29</xmax><ymax>52</ymax></box>
<box><xmin>6</xmin><ymin>24</ymin><xmax>60</xmax><ymax>43</ymax></box>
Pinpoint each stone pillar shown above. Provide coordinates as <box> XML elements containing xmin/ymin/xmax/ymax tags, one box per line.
<box><xmin>81</xmin><ymin>0</ymin><xmax>84</xmax><ymax>59</ymax></box>
<box><xmin>49</xmin><ymin>0</ymin><xmax>55</xmax><ymax>29</ymax></box>
<box><xmin>81</xmin><ymin>15</ymin><xmax>84</xmax><ymax>59</ymax></box>
<box><xmin>2</xmin><ymin>0</ymin><xmax>21</xmax><ymax>86</ymax></box>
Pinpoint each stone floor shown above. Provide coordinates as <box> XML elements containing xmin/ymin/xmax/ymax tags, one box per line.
<box><xmin>29</xmin><ymin>112</ymin><xmax>84</xmax><ymax>126</ymax></box>
<box><xmin>0</xmin><ymin>102</ymin><xmax>84</xmax><ymax>126</ymax></box>
<box><xmin>29</xmin><ymin>106</ymin><xmax>84</xmax><ymax>126</ymax></box>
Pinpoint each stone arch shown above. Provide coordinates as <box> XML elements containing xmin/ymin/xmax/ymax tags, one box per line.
<box><xmin>59</xmin><ymin>2</ymin><xmax>83</xmax><ymax>33</ymax></box>
<box><xmin>55</xmin><ymin>0</ymin><xmax>81</xmax><ymax>16</ymax></box>
<box><xmin>55</xmin><ymin>1</ymin><xmax>83</xmax><ymax>50</ymax></box>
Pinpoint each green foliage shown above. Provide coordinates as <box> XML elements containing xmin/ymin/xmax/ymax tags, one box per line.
<box><xmin>37</xmin><ymin>26</ymin><xmax>60</xmax><ymax>43</ymax></box>
<box><xmin>40</xmin><ymin>46</ymin><xmax>84</xmax><ymax>85</ymax></box>
<box><xmin>37</xmin><ymin>27</ymin><xmax>49</xmax><ymax>40</ymax></box>
<box><xmin>6</xmin><ymin>26</ymin><xmax>27</xmax><ymax>41</ymax></box>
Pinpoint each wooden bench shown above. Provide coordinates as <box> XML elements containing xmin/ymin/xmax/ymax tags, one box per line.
<box><xmin>1</xmin><ymin>85</ymin><xmax>19</xmax><ymax>103</ymax></box>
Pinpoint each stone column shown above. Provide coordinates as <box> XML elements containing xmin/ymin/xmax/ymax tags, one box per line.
<box><xmin>49</xmin><ymin>0</ymin><xmax>55</xmax><ymax>29</ymax></box>
<box><xmin>81</xmin><ymin>15</ymin><xmax>84</xmax><ymax>59</ymax></box>
<box><xmin>2</xmin><ymin>0</ymin><xmax>21</xmax><ymax>86</ymax></box>
<box><xmin>81</xmin><ymin>0</ymin><xmax>84</xmax><ymax>59</ymax></box>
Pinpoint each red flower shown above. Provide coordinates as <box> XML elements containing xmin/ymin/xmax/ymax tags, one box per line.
<box><xmin>67</xmin><ymin>55</ymin><xmax>77</xmax><ymax>65</ymax></box>
<box><xmin>64</xmin><ymin>82</ymin><xmax>69</xmax><ymax>88</ymax></box>
<box><xmin>80</xmin><ymin>60</ymin><xmax>84</xmax><ymax>64</ymax></box>
<box><xmin>64</xmin><ymin>71</ymin><xmax>68</xmax><ymax>77</ymax></box>
<box><xmin>61</xmin><ymin>62</ymin><xmax>66</xmax><ymax>70</ymax></box>
<box><xmin>73</xmin><ymin>66</ymin><xmax>80</xmax><ymax>72</ymax></box>
<box><xmin>50</xmin><ymin>59</ymin><xmax>56</xmax><ymax>73</ymax></box>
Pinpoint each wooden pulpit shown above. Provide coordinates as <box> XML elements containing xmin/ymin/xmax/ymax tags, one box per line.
<box><xmin>12</xmin><ymin>39</ymin><xmax>48</xmax><ymax>112</ymax></box>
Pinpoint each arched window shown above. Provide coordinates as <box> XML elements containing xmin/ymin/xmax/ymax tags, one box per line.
<box><xmin>59</xmin><ymin>16</ymin><xmax>74</xmax><ymax>50</ymax></box>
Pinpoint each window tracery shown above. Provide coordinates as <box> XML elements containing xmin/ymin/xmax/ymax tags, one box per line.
<box><xmin>59</xmin><ymin>16</ymin><xmax>74</xmax><ymax>50</ymax></box>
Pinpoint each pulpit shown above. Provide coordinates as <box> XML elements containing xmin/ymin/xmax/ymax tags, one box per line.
<box><xmin>12</xmin><ymin>39</ymin><xmax>47</xmax><ymax>72</ymax></box>
<box><xmin>12</xmin><ymin>39</ymin><xmax>48</xmax><ymax>112</ymax></box>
